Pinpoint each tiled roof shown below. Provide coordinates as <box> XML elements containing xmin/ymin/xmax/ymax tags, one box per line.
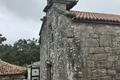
<box><xmin>71</xmin><ymin>11</ymin><xmax>120</xmax><ymax>24</ymax></box>
<box><xmin>0</xmin><ymin>59</ymin><xmax>26</xmax><ymax>75</ymax></box>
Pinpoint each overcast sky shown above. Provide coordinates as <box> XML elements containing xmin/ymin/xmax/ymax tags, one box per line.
<box><xmin>0</xmin><ymin>0</ymin><xmax>120</xmax><ymax>44</ymax></box>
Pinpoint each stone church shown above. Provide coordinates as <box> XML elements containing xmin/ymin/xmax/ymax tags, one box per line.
<box><xmin>40</xmin><ymin>0</ymin><xmax>120</xmax><ymax>80</ymax></box>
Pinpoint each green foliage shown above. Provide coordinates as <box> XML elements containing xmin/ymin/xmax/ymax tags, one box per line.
<box><xmin>0</xmin><ymin>38</ymin><xmax>39</xmax><ymax>66</ymax></box>
<box><xmin>0</xmin><ymin>34</ymin><xmax>6</xmax><ymax>44</ymax></box>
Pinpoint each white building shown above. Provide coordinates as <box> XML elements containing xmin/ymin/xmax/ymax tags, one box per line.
<box><xmin>27</xmin><ymin>61</ymin><xmax>40</xmax><ymax>80</ymax></box>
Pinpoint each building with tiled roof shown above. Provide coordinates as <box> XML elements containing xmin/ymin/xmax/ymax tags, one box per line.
<box><xmin>27</xmin><ymin>61</ymin><xmax>40</xmax><ymax>80</ymax></box>
<box><xmin>40</xmin><ymin>0</ymin><xmax>120</xmax><ymax>80</ymax></box>
<box><xmin>0</xmin><ymin>59</ymin><xmax>27</xmax><ymax>80</ymax></box>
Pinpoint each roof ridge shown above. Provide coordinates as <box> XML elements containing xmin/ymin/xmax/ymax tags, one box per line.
<box><xmin>0</xmin><ymin>59</ymin><xmax>25</xmax><ymax>69</ymax></box>
<box><xmin>71</xmin><ymin>10</ymin><xmax>120</xmax><ymax>16</ymax></box>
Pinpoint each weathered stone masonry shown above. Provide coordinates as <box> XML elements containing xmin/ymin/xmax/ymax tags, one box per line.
<box><xmin>40</xmin><ymin>0</ymin><xmax>120</xmax><ymax>80</ymax></box>
<box><xmin>70</xmin><ymin>23</ymin><xmax>120</xmax><ymax>80</ymax></box>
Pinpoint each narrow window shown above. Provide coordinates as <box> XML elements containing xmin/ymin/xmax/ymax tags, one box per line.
<box><xmin>46</xmin><ymin>60</ymin><xmax>52</xmax><ymax>80</ymax></box>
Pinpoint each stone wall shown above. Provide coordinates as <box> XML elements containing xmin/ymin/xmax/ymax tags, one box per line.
<box><xmin>40</xmin><ymin>5</ymin><xmax>120</xmax><ymax>80</ymax></box>
<box><xmin>40</xmin><ymin>5</ymin><xmax>71</xmax><ymax>80</ymax></box>
<box><xmin>69</xmin><ymin>23</ymin><xmax>120</xmax><ymax>80</ymax></box>
<box><xmin>0</xmin><ymin>74</ymin><xmax>25</xmax><ymax>80</ymax></box>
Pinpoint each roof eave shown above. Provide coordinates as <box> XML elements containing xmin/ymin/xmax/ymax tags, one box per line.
<box><xmin>72</xmin><ymin>18</ymin><xmax>120</xmax><ymax>25</ymax></box>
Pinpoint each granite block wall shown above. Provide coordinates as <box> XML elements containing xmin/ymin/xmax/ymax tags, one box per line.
<box><xmin>40</xmin><ymin>6</ymin><xmax>120</xmax><ymax>80</ymax></box>
<box><xmin>69</xmin><ymin>23</ymin><xmax>120</xmax><ymax>80</ymax></box>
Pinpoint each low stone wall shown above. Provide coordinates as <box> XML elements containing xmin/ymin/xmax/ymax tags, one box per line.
<box><xmin>0</xmin><ymin>74</ymin><xmax>26</xmax><ymax>80</ymax></box>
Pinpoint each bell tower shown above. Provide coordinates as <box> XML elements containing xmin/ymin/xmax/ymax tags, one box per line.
<box><xmin>44</xmin><ymin>0</ymin><xmax>79</xmax><ymax>12</ymax></box>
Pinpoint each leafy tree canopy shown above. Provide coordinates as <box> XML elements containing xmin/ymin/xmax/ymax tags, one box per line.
<box><xmin>0</xmin><ymin>38</ymin><xmax>39</xmax><ymax>66</ymax></box>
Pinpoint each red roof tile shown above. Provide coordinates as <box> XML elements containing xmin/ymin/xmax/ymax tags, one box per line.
<box><xmin>71</xmin><ymin>11</ymin><xmax>120</xmax><ymax>24</ymax></box>
<box><xmin>0</xmin><ymin>59</ymin><xmax>26</xmax><ymax>75</ymax></box>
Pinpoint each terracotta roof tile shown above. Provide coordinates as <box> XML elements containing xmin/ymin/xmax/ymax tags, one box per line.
<box><xmin>71</xmin><ymin>11</ymin><xmax>120</xmax><ymax>24</ymax></box>
<box><xmin>0</xmin><ymin>59</ymin><xmax>26</xmax><ymax>75</ymax></box>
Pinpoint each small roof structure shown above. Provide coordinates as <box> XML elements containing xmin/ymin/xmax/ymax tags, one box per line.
<box><xmin>0</xmin><ymin>59</ymin><xmax>26</xmax><ymax>76</ymax></box>
<box><xmin>28</xmin><ymin>61</ymin><xmax>40</xmax><ymax>68</ymax></box>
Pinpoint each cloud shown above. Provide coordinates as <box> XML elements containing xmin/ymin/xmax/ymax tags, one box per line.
<box><xmin>73</xmin><ymin>0</ymin><xmax>120</xmax><ymax>14</ymax></box>
<box><xmin>0</xmin><ymin>0</ymin><xmax>46</xmax><ymax>21</ymax></box>
<box><xmin>0</xmin><ymin>0</ymin><xmax>46</xmax><ymax>44</ymax></box>
<box><xmin>0</xmin><ymin>6</ymin><xmax>40</xmax><ymax>44</ymax></box>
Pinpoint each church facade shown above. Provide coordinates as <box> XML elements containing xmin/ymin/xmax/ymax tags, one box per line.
<box><xmin>40</xmin><ymin>0</ymin><xmax>120</xmax><ymax>80</ymax></box>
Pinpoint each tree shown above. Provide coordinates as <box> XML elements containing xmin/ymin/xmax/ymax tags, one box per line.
<box><xmin>0</xmin><ymin>34</ymin><xmax>6</xmax><ymax>44</ymax></box>
<box><xmin>0</xmin><ymin>38</ymin><xmax>40</xmax><ymax>66</ymax></box>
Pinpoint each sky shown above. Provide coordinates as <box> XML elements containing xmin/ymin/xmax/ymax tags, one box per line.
<box><xmin>0</xmin><ymin>0</ymin><xmax>120</xmax><ymax>44</ymax></box>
